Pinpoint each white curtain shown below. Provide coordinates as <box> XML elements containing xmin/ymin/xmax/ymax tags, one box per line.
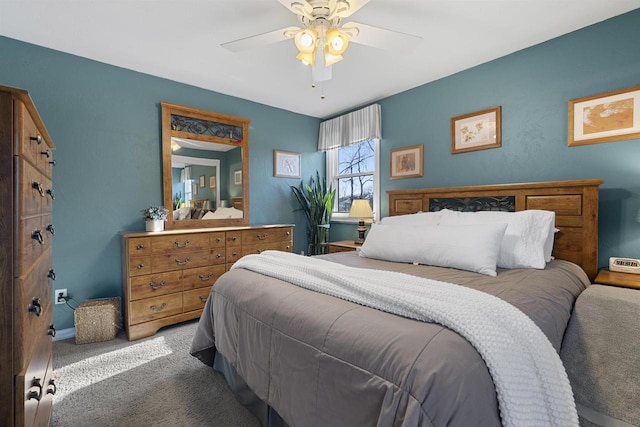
<box><xmin>317</xmin><ymin>104</ymin><xmax>381</xmax><ymax>152</ymax></box>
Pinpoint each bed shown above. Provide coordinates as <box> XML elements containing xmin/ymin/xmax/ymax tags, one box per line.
<box><xmin>190</xmin><ymin>178</ymin><xmax>603</xmax><ymax>427</ymax></box>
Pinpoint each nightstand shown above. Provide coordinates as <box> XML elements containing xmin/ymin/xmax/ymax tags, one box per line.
<box><xmin>329</xmin><ymin>240</ymin><xmax>362</xmax><ymax>253</ymax></box>
<box><xmin>594</xmin><ymin>269</ymin><xmax>640</xmax><ymax>290</ymax></box>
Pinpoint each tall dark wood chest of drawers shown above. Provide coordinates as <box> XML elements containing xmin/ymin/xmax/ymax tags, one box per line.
<box><xmin>0</xmin><ymin>85</ymin><xmax>57</xmax><ymax>427</ymax></box>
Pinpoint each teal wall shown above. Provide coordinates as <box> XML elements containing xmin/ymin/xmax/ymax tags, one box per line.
<box><xmin>332</xmin><ymin>9</ymin><xmax>640</xmax><ymax>266</ymax></box>
<box><xmin>0</xmin><ymin>36</ymin><xmax>322</xmax><ymax>330</ymax></box>
<box><xmin>1</xmin><ymin>9</ymin><xmax>639</xmax><ymax>331</ymax></box>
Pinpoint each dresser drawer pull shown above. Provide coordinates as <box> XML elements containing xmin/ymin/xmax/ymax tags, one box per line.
<box><xmin>231</xmin><ymin>236</ymin><xmax>237</xmax><ymax>241</ymax></box>
<box><xmin>199</xmin><ymin>295</ymin><xmax>207</xmax><ymax>303</ymax></box>
<box><xmin>49</xmin><ymin>159</ymin><xmax>57</xmax><ymax>166</ymax></box>
<box><xmin>137</xmin><ymin>263</ymin><xmax>145</xmax><ymax>269</ymax></box>
<box><xmin>47</xmin><ymin>224</ymin><xmax>55</xmax><ymax>235</ymax></box>
<box><xmin>215</xmin><ymin>253</ymin><xmax>222</xmax><ymax>259</ymax></box>
<box><xmin>47</xmin><ymin>379</ymin><xmax>57</xmax><ymax>395</ymax></box>
<box><xmin>198</xmin><ymin>273</ymin><xmax>213</xmax><ymax>281</ymax></box>
<box><xmin>30</xmin><ymin>134</ymin><xmax>43</xmax><ymax>144</ymax></box>
<box><xmin>31</xmin><ymin>378</ymin><xmax>43</xmax><ymax>398</ymax></box>
<box><xmin>285</xmin><ymin>245</ymin><xmax>291</xmax><ymax>250</ymax></box>
<box><xmin>46</xmin><ymin>188</ymin><xmax>55</xmax><ymax>200</ymax></box>
<box><xmin>286</xmin><ymin>231</ymin><xmax>291</xmax><ymax>236</ymax></box>
<box><xmin>174</xmin><ymin>240</ymin><xmax>190</xmax><ymax>248</ymax></box>
<box><xmin>232</xmin><ymin>251</ymin><xmax>238</xmax><ymax>257</ymax></box>
<box><xmin>136</xmin><ymin>243</ymin><xmax>145</xmax><ymax>250</ymax></box>
<box><xmin>41</xmin><ymin>149</ymin><xmax>52</xmax><ymax>158</ymax></box>
<box><xmin>48</xmin><ymin>324</ymin><xmax>56</xmax><ymax>337</ymax></box>
<box><xmin>175</xmin><ymin>257</ymin><xmax>191</xmax><ymax>266</ymax></box>
<box><xmin>28</xmin><ymin>298</ymin><xmax>42</xmax><ymax>316</ymax></box>
<box><xmin>149</xmin><ymin>280</ymin><xmax>166</xmax><ymax>290</ymax></box>
<box><xmin>150</xmin><ymin>303</ymin><xmax>167</xmax><ymax>312</ymax></box>
<box><xmin>32</xmin><ymin>181</ymin><xmax>44</xmax><ymax>196</ymax></box>
<box><xmin>257</xmin><ymin>234</ymin><xmax>268</xmax><ymax>240</ymax></box>
<box><xmin>32</xmin><ymin>230</ymin><xmax>44</xmax><ymax>244</ymax></box>
<box><xmin>214</xmin><ymin>237</ymin><xmax>221</xmax><ymax>243</ymax></box>
<box><xmin>48</xmin><ymin>268</ymin><xmax>56</xmax><ymax>280</ymax></box>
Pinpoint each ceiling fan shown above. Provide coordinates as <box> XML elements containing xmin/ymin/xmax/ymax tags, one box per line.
<box><xmin>221</xmin><ymin>0</ymin><xmax>422</xmax><ymax>83</ymax></box>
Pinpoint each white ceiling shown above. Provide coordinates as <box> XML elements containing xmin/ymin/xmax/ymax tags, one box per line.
<box><xmin>1</xmin><ymin>1</ymin><xmax>639</xmax><ymax>119</ymax></box>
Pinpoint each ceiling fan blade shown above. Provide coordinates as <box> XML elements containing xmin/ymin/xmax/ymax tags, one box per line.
<box><xmin>221</xmin><ymin>26</ymin><xmax>300</xmax><ymax>52</ymax></box>
<box><xmin>342</xmin><ymin>21</ymin><xmax>422</xmax><ymax>51</ymax></box>
<box><xmin>333</xmin><ymin>0</ymin><xmax>371</xmax><ymax>18</ymax></box>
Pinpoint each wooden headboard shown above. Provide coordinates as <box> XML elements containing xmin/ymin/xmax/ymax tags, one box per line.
<box><xmin>387</xmin><ymin>179</ymin><xmax>603</xmax><ymax>281</ymax></box>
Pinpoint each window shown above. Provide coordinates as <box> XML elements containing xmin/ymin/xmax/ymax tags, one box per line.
<box><xmin>327</xmin><ymin>138</ymin><xmax>379</xmax><ymax>221</ymax></box>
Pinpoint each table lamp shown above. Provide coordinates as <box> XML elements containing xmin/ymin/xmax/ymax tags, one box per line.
<box><xmin>349</xmin><ymin>199</ymin><xmax>374</xmax><ymax>245</ymax></box>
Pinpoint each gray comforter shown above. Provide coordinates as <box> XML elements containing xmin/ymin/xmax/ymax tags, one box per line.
<box><xmin>190</xmin><ymin>252</ymin><xmax>589</xmax><ymax>427</ymax></box>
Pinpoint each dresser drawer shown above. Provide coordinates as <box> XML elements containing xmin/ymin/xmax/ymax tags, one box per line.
<box><xmin>226</xmin><ymin>246</ymin><xmax>243</xmax><ymax>264</ymax></box>
<box><xmin>242</xmin><ymin>241</ymin><xmax>293</xmax><ymax>256</ymax></box>
<box><xmin>210</xmin><ymin>232</ymin><xmax>226</xmax><ymax>248</ymax></box>
<box><xmin>17</xmin><ymin>328</ymin><xmax>53</xmax><ymax>427</ymax></box>
<box><xmin>16</xmin><ymin>100</ymin><xmax>44</xmax><ymax>172</ymax></box>
<box><xmin>151</xmin><ymin>233</ymin><xmax>212</xmax><ymax>254</ymax></box>
<box><xmin>151</xmin><ymin>249</ymin><xmax>212</xmax><ymax>273</ymax></box>
<box><xmin>241</xmin><ymin>227</ymin><xmax>292</xmax><ymax>245</ymax></box>
<box><xmin>183</xmin><ymin>286</ymin><xmax>212</xmax><ymax>312</ymax></box>
<box><xmin>226</xmin><ymin>231</ymin><xmax>242</xmax><ymax>247</ymax></box>
<box><xmin>129</xmin><ymin>293</ymin><xmax>183</xmax><ymax>325</ymax></box>
<box><xmin>18</xmin><ymin>157</ymin><xmax>45</xmax><ymax>217</ymax></box>
<box><xmin>129</xmin><ymin>270</ymin><xmax>182</xmax><ymax>301</ymax></box>
<box><xmin>128</xmin><ymin>256</ymin><xmax>152</xmax><ymax>277</ymax></box>
<box><xmin>16</xmin><ymin>215</ymin><xmax>47</xmax><ymax>277</ymax></box>
<box><xmin>182</xmin><ymin>265</ymin><xmax>225</xmax><ymax>290</ymax></box>
<box><xmin>128</xmin><ymin>237</ymin><xmax>152</xmax><ymax>255</ymax></box>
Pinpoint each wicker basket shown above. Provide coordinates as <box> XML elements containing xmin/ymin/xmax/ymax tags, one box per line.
<box><xmin>74</xmin><ymin>297</ymin><xmax>121</xmax><ymax>344</ymax></box>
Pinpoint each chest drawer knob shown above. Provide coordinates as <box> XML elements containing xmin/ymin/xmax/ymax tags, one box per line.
<box><xmin>174</xmin><ymin>240</ymin><xmax>190</xmax><ymax>248</ymax></box>
<box><xmin>137</xmin><ymin>262</ymin><xmax>145</xmax><ymax>269</ymax></box>
<box><xmin>150</xmin><ymin>302</ymin><xmax>167</xmax><ymax>312</ymax></box>
<box><xmin>215</xmin><ymin>253</ymin><xmax>222</xmax><ymax>259</ymax></box>
<box><xmin>48</xmin><ymin>268</ymin><xmax>56</xmax><ymax>280</ymax></box>
<box><xmin>28</xmin><ymin>298</ymin><xmax>42</xmax><ymax>316</ymax></box>
<box><xmin>32</xmin><ymin>230</ymin><xmax>44</xmax><ymax>244</ymax></box>
<box><xmin>215</xmin><ymin>237</ymin><xmax>221</xmax><ymax>243</ymax></box>
<box><xmin>136</xmin><ymin>243</ymin><xmax>145</xmax><ymax>250</ymax></box>
<box><xmin>48</xmin><ymin>324</ymin><xmax>56</xmax><ymax>337</ymax></box>
<box><xmin>46</xmin><ymin>188</ymin><xmax>55</xmax><ymax>200</ymax></box>
<box><xmin>47</xmin><ymin>379</ymin><xmax>57</xmax><ymax>395</ymax></box>
<box><xmin>28</xmin><ymin>389</ymin><xmax>41</xmax><ymax>402</ymax></box>
<box><xmin>149</xmin><ymin>280</ymin><xmax>166</xmax><ymax>290</ymax></box>
<box><xmin>199</xmin><ymin>295</ymin><xmax>207</xmax><ymax>303</ymax></box>
<box><xmin>30</xmin><ymin>134</ymin><xmax>43</xmax><ymax>144</ymax></box>
<box><xmin>47</xmin><ymin>224</ymin><xmax>55</xmax><ymax>235</ymax></box>
<box><xmin>41</xmin><ymin>149</ymin><xmax>52</xmax><ymax>158</ymax></box>
<box><xmin>257</xmin><ymin>233</ymin><xmax>268</xmax><ymax>241</ymax></box>
<box><xmin>49</xmin><ymin>159</ymin><xmax>57</xmax><ymax>166</ymax></box>
<box><xmin>175</xmin><ymin>257</ymin><xmax>191</xmax><ymax>266</ymax></box>
<box><xmin>32</xmin><ymin>181</ymin><xmax>44</xmax><ymax>196</ymax></box>
<box><xmin>199</xmin><ymin>273</ymin><xmax>213</xmax><ymax>281</ymax></box>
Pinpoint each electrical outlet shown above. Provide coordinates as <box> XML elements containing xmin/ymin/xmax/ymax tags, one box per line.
<box><xmin>55</xmin><ymin>288</ymin><xmax>68</xmax><ymax>304</ymax></box>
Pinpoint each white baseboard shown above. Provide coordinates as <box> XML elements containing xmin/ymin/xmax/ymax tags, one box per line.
<box><xmin>53</xmin><ymin>327</ymin><xmax>75</xmax><ymax>342</ymax></box>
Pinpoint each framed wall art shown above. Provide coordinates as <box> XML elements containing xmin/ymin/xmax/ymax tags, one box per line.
<box><xmin>234</xmin><ymin>170</ymin><xmax>242</xmax><ymax>185</ymax></box>
<box><xmin>451</xmin><ymin>106</ymin><xmax>501</xmax><ymax>154</ymax></box>
<box><xmin>389</xmin><ymin>144</ymin><xmax>423</xmax><ymax>180</ymax></box>
<box><xmin>274</xmin><ymin>150</ymin><xmax>301</xmax><ymax>178</ymax></box>
<box><xmin>568</xmin><ymin>85</ymin><xmax>640</xmax><ymax>146</ymax></box>
<box><xmin>209</xmin><ymin>176</ymin><xmax>216</xmax><ymax>188</ymax></box>
<box><xmin>199</xmin><ymin>174</ymin><xmax>205</xmax><ymax>188</ymax></box>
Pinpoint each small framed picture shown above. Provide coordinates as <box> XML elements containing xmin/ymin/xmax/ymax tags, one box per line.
<box><xmin>199</xmin><ymin>174</ymin><xmax>205</xmax><ymax>188</ymax></box>
<box><xmin>234</xmin><ymin>170</ymin><xmax>242</xmax><ymax>185</ymax></box>
<box><xmin>192</xmin><ymin>183</ymin><xmax>198</xmax><ymax>195</ymax></box>
<box><xmin>451</xmin><ymin>106</ymin><xmax>501</xmax><ymax>154</ymax></box>
<box><xmin>209</xmin><ymin>176</ymin><xmax>216</xmax><ymax>189</ymax></box>
<box><xmin>274</xmin><ymin>150</ymin><xmax>301</xmax><ymax>178</ymax></box>
<box><xmin>389</xmin><ymin>144</ymin><xmax>423</xmax><ymax>180</ymax></box>
<box><xmin>568</xmin><ymin>85</ymin><xmax>640</xmax><ymax>146</ymax></box>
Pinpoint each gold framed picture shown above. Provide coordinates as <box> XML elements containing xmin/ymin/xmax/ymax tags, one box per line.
<box><xmin>389</xmin><ymin>144</ymin><xmax>423</xmax><ymax>180</ymax></box>
<box><xmin>451</xmin><ymin>106</ymin><xmax>501</xmax><ymax>154</ymax></box>
<box><xmin>568</xmin><ymin>85</ymin><xmax>640</xmax><ymax>146</ymax></box>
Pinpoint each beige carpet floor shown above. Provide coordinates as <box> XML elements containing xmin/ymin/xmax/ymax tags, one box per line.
<box><xmin>52</xmin><ymin>320</ymin><xmax>260</xmax><ymax>427</ymax></box>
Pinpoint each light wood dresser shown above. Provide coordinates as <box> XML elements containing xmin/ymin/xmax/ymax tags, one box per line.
<box><xmin>0</xmin><ymin>85</ymin><xmax>57</xmax><ymax>427</ymax></box>
<box><xmin>121</xmin><ymin>224</ymin><xmax>293</xmax><ymax>340</ymax></box>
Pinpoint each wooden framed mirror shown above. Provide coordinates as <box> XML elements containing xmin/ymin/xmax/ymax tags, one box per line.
<box><xmin>161</xmin><ymin>102</ymin><xmax>250</xmax><ymax>229</ymax></box>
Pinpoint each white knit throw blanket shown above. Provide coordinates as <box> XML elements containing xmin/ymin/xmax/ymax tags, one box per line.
<box><xmin>232</xmin><ymin>251</ymin><xmax>578</xmax><ymax>427</ymax></box>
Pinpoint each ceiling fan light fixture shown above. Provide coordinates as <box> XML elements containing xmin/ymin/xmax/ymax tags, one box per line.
<box><xmin>325</xmin><ymin>27</ymin><xmax>349</xmax><ymax>56</ymax></box>
<box><xmin>296</xmin><ymin>50</ymin><xmax>316</xmax><ymax>66</ymax></box>
<box><xmin>294</xmin><ymin>27</ymin><xmax>318</xmax><ymax>53</ymax></box>
<box><xmin>323</xmin><ymin>46</ymin><xmax>343</xmax><ymax>66</ymax></box>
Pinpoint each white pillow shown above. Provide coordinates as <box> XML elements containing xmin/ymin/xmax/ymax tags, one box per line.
<box><xmin>380</xmin><ymin>209</ymin><xmax>449</xmax><ymax>226</ymax></box>
<box><xmin>438</xmin><ymin>210</ymin><xmax>555</xmax><ymax>269</ymax></box>
<box><xmin>359</xmin><ymin>222</ymin><xmax>507</xmax><ymax>276</ymax></box>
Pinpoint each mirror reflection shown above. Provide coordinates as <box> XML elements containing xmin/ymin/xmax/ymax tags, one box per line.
<box><xmin>171</xmin><ymin>138</ymin><xmax>243</xmax><ymax>221</ymax></box>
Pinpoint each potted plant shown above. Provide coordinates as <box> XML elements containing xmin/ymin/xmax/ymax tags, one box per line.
<box><xmin>142</xmin><ymin>205</ymin><xmax>169</xmax><ymax>232</ymax></box>
<box><xmin>291</xmin><ymin>171</ymin><xmax>336</xmax><ymax>255</ymax></box>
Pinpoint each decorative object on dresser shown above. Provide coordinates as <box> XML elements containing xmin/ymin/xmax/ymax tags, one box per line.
<box><xmin>348</xmin><ymin>199</ymin><xmax>374</xmax><ymax>244</ymax></box>
<box><xmin>0</xmin><ymin>85</ymin><xmax>57</xmax><ymax>427</ymax></box>
<box><xmin>142</xmin><ymin>205</ymin><xmax>168</xmax><ymax>232</ymax></box>
<box><xmin>121</xmin><ymin>225</ymin><xmax>293</xmax><ymax>340</ymax></box>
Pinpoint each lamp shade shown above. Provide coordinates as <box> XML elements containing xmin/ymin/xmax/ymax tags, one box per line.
<box><xmin>349</xmin><ymin>199</ymin><xmax>373</xmax><ymax>219</ymax></box>
<box><xmin>294</xmin><ymin>27</ymin><xmax>318</xmax><ymax>53</ymax></box>
<box><xmin>325</xmin><ymin>27</ymin><xmax>349</xmax><ymax>56</ymax></box>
